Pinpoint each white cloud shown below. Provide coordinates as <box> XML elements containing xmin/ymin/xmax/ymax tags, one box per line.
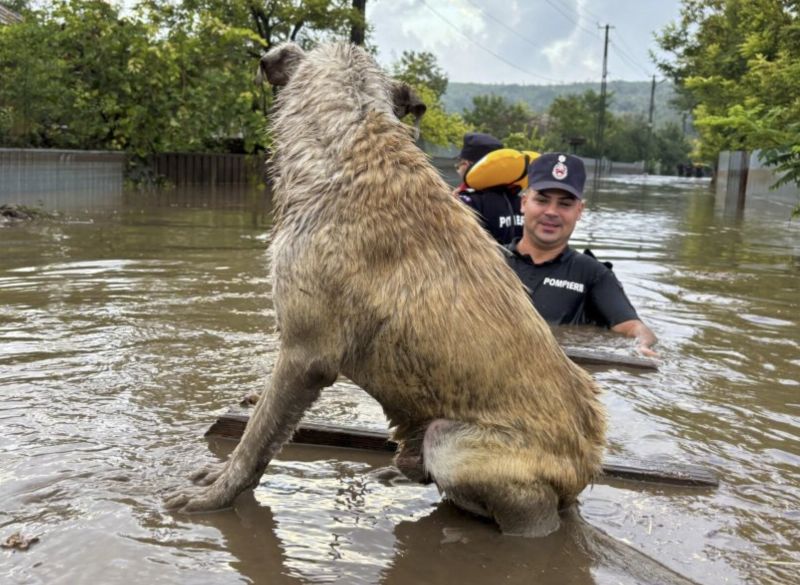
<box><xmin>367</xmin><ymin>0</ymin><xmax>682</xmax><ymax>85</ymax></box>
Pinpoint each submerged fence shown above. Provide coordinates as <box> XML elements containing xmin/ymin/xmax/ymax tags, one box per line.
<box><xmin>716</xmin><ymin>150</ymin><xmax>799</xmax><ymax>217</ymax></box>
<box><xmin>2</xmin><ymin>147</ymin><xmax>654</xmax><ymax>207</ymax></box>
<box><xmin>0</xmin><ymin>148</ymin><xmax>126</xmax><ymax>207</ymax></box>
<box><xmin>149</xmin><ymin>152</ymin><xmax>265</xmax><ymax>186</ymax></box>
<box><xmin>0</xmin><ymin>149</ymin><xmax>267</xmax><ymax>205</ymax></box>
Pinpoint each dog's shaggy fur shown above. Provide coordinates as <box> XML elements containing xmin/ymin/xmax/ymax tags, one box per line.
<box><xmin>165</xmin><ymin>42</ymin><xmax>606</xmax><ymax>537</ymax></box>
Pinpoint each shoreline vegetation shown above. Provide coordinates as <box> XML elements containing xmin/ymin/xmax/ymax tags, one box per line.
<box><xmin>0</xmin><ymin>1</ymin><xmax>796</xmax><ymax>195</ymax></box>
<box><xmin>0</xmin><ymin>1</ymin><xmax>689</xmax><ymax>178</ymax></box>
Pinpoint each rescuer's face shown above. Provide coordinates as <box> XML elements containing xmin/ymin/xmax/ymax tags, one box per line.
<box><xmin>520</xmin><ymin>189</ymin><xmax>584</xmax><ymax>250</ymax></box>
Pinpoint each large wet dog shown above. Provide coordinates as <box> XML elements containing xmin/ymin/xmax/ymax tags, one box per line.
<box><xmin>165</xmin><ymin>42</ymin><xmax>606</xmax><ymax>537</ymax></box>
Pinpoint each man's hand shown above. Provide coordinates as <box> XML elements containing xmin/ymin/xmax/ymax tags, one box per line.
<box><xmin>612</xmin><ymin>319</ymin><xmax>658</xmax><ymax>357</ymax></box>
<box><xmin>635</xmin><ymin>343</ymin><xmax>658</xmax><ymax>358</ymax></box>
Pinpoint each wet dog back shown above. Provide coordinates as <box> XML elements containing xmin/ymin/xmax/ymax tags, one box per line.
<box><xmin>166</xmin><ymin>42</ymin><xmax>605</xmax><ymax>537</ymax></box>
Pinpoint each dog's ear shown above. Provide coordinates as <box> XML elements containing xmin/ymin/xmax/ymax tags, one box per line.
<box><xmin>257</xmin><ymin>43</ymin><xmax>306</xmax><ymax>87</ymax></box>
<box><xmin>391</xmin><ymin>82</ymin><xmax>427</xmax><ymax>121</ymax></box>
<box><xmin>391</xmin><ymin>82</ymin><xmax>427</xmax><ymax>138</ymax></box>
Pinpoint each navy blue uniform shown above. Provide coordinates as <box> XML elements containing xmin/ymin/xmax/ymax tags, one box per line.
<box><xmin>458</xmin><ymin>186</ymin><xmax>523</xmax><ymax>246</ymax></box>
<box><xmin>505</xmin><ymin>240</ymin><xmax>639</xmax><ymax>327</ymax></box>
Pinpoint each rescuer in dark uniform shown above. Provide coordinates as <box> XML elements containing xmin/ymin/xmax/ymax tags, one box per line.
<box><xmin>505</xmin><ymin>152</ymin><xmax>658</xmax><ymax>356</ymax></box>
<box><xmin>454</xmin><ymin>132</ymin><xmax>523</xmax><ymax>246</ymax></box>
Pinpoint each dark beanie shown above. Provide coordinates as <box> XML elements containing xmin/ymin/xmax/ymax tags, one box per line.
<box><xmin>458</xmin><ymin>132</ymin><xmax>503</xmax><ymax>162</ymax></box>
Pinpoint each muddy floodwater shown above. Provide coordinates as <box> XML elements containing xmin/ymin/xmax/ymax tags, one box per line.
<box><xmin>1</xmin><ymin>177</ymin><xmax>798</xmax><ymax>585</ymax></box>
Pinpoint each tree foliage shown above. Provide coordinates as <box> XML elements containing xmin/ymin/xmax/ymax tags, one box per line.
<box><xmin>444</xmin><ymin>81</ymin><xmax>684</xmax><ymax>128</ymax></box>
<box><xmin>0</xmin><ymin>0</ymin><xmax>266</xmax><ymax>154</ymax></box>
<box><xmin>463</xmin><ymin>95</ymin><xmax>542</xmax><ymax>150</ymax></box>
<box><xmin>655</xmin><ymin>0</ymin><xmax>800</xmax><ymax>186</ymax></box>
<box><xmin>541</xmin><ymin>91</ymin><xmax>604</xmax><ymax>157</ymax></box>
<box><xmin>391</xmin><ymin>50</ymin><xmax>469</xmax><ymax>147</ymax></box>
<box><xmin>392</xmin><ymin>50</ymin><xmax>448</xmax><ymax>99</ymax></box>
<box><xmin>460</xmin><ymin>88</ymin><xmax>690</xmax><ymax>170</ymax></box>
<box><xmin>160</xmin><ymin>0</ymin><xmax>364</xmax><ymax>52</ymax></box>
<box><xmin>0</xmin><ymin>0</ymin><xmax>369</xmax><ymax>156</ymax></box>
<box><xmin>653</xmin><ymin>122</ymin><xmax>693</xmax><ymax>174</ymax></box>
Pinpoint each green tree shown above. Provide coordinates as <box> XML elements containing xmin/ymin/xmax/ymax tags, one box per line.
<box><xmin>654</xmin><ymin>122</ymin><xmax>692</xmax><ymax>174</ymax></box>
<box><xmin>542</xmin><ymin>90</ymin><xmax>605</xmax><ymax>157</ymax></box>
<box><xmin>411</xmin><ymin>85</ymin><xmax>471</xmax><ymax>148</ymax></box>
<box><xmin>605</xmin><ymin>114</ymin><xmax>650</xmax><ymax>163</ymax></box>
<box><xmin>0</xmin><ymin>6</ymin><xmax>65</xmax><ymax>147</ymax></box>
<box><xmin>542</xmin><ymin>89</ymin><xmax>690</xmax><ymax>170</ymax></box>
<box><xmin>463</xmin><ymin>94</ymin><xmax>540</xmax><ymax>146</ymax></box>
<box><xmin>655</xmin><ymin>0</ymin><xmax>800</xmax><ymax>186</ymax></box>
<box><xmin>0</xmin><ymin>0</ymin><xmax>471</xmax><ymax>156</ymax></box>
<box><xmin>391</xmin><ymin>50</ymin><xmax>468</xmax><ymax>147</ymax></box>
<box><xmin>0</xmin><ymin>0</ymin><xmax>265</xmax><ymax>154</ymax></box>
<box><xmin>503</xmin><ymin>128</ymin><xmax>544</xmax><ymax>153</ymax></box>
<box><xmin>135</xmin><ymin>3</ymin><xmax>267</xmax><ymax>154</ymax></box>
<box><xmin>392</xmin><ymin>50</ymin><xmax>448</xmax><ymax>99</ymax></box>
<box><xmin>160</xmin><ymin>0</ymin><xmax>364</xmax><ymax>52</ymax></box>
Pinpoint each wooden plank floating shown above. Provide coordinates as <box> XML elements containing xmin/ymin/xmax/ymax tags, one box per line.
<box><xmin>206</xmin><ymin>411</ymin><xmax>718</xmax><ymax>488</ymax></box>
<box><xmin>563</xmin><ymin>347</ymin><xmax>658</xmax><ymax>370</ymax></box>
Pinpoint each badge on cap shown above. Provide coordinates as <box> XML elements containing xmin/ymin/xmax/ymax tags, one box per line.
<box><xmin>552</xmin><ymin>154</ymin><xmax>568</xmax><ymax>181</ymax></box>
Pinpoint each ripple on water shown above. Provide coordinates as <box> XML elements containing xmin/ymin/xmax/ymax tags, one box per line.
<box><xmin>252</xmin><ymin>457</ymin><xmax>440</xmax><ymax>584</ymax></box>
<box><xmin>738</xmin><ymin>313</ymin><xmax>796</xmax><ymax>328</ymax></box>
<box><xmin>2</xmin><ymin>187</ymin><xmax>800</xmax><ymax>585</ymax></box>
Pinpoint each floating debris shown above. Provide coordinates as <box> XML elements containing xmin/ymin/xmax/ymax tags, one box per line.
<box><xmin>1</xmin><ymin>532</ymin><xmax>40</xmax><ymax>551</ymax></box>
<box><xmin>0</xmin><ymin>204</ymin><xmax>54</xmax><ymax>223</ymax></box>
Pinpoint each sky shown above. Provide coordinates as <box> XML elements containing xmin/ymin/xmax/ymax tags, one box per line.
<box><xmin>366</xmin><ymin>0</ymin><xmax>683</xmax><ymax>85</ymax></box>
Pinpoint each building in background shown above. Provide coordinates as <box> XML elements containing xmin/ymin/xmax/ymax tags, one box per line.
<box><xmin>0</xmin><ymin>4</ymin><xmax>22</xmax><ymax>25</ymax></box>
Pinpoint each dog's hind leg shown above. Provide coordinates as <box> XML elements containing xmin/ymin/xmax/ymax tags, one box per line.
<box><xmin>422</xmin><ymin>418</ymin><xmax>561</xmax><ymax>537</ymax></box>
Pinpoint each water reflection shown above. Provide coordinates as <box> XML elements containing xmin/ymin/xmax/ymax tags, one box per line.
<box><xmin>160</xmin><ymin>445</ymin><xmax>695</xmax><ymax>585</ymax></box>
<box><xmin>1</xmin><ymin>179</ymin><xmax>798</xmax><ymax>584</ymax></box>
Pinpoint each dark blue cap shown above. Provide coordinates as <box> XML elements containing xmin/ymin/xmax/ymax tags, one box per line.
<box><xmin>527</xmin><ymin>153</ymin><xmax>586</xmax><ymax>199</ymax></box>
<box><xmin>458</xmin><ymin>132</ymin><xmax>503</xmax><ymax>162</ymax></box>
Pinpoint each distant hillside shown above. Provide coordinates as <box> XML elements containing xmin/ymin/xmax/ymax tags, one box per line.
<box><xmin>443</xmin><ymin>80</ymin><xmax>683</xmax><ymax>128</ymax></box>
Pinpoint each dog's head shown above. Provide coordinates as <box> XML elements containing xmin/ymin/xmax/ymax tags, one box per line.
<box><xmin>256</xmin><ymin>42</ymin><xmax>306</xmax><ymax>88</ymax></box>
<box><xmin>389</xmin><ymin>82</ymin><xmax>427</xmax><ymax>137</ymax></box>
<box><xmin>258</xmin><ymin>43</ymin><xmax>427</xmax><ymax>134</ymax></box>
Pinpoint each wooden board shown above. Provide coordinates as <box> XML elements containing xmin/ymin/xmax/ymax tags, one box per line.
<box><xmin>206</xmin><ymin>410</ymin><xmax>718</xmax><ymax>488</ymax></box>
<box><xmin>563</xmin><ymin>347</ymin><xmax>658</xmax><ymax>370</ymax></box>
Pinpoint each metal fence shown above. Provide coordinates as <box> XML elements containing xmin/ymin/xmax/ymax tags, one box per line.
<box><xmin>149</xmin><ymin>152</ymin><xmax>265</xmax><ymax>186</ymax></box>
<box><xmin>0</xmin><ymin>148</ymin><xmax>126</xmax><ymax>207</ymax></box>
<box><xmin>0</xmin><ymin>149</ymin><xmax>267</xmax><ymax>204</ymax></box>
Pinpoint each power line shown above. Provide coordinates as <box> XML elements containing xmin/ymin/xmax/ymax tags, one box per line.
<box><xmin>461</xmin><ymin>0</ymin><xmax>540</xmax><ymax>52</ymax></box>
<box><xmin>541</xmin><ymin>0</ymin><xmax>600</xmax><ymax>39</ymax></box>
<box><xmin>560</xmin><ymin>0</ymin><xmax>603</xmax><ymax>26</ymax></box>
<box><xmin>613</xmin><ymin>32</ymin><xmax>652</xmax><ymax>72</ymax></box>
<box><xmin>417</xmin><ymin>1</ymin><xmax>655</xmax><ymax>86</ymax></box>
<box><xmin>544</xmin><ymin>0</ymin><xmax>653</xmax><ymax>77</ymax></box>
<box><xmin>609</xmin><ymin>40</ymin><xmax>652</xmax><ymax>77</ymax></box>
<box><xmin>418</xmin><ymin>0</ymin><xmax>566</xmax><ymax>84</ymax></box>
<box><xmin>609</xmin><ymin>41</ymin><xmax>651</xmax><ymax>78</ymax></box>
<box><xmin>461</xmin><ymin>0</ymin><xmax>603</xmax><ymax>51</ymax></box>
<box><xmin>458</xmin><ymin>0</ymin><xmax>655</xmax><ymax>83</ymax></box>
<box><xmin>467</xmin><ymin>0</ymin><xmax>651</xmax><ymax>84</ymax></box>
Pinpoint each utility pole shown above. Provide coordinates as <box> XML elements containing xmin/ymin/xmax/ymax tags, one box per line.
<box><xmin>351</xmin><ymin>0</ymin><xmax>367</xmax><ymax>46</ymax></box>
<box><xmin>647</xmin><ymin>74</ymin><xmax>656</xmax><ymax>173</ymax></box>
<box><xmin>595</xmin><ymin>24</ymin><xmax>612</xmax><ymax>181</ymax></box>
